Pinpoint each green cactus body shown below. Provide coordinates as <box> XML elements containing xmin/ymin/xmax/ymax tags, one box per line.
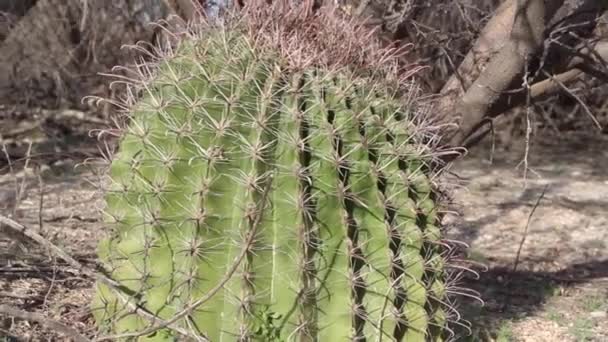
<box><xmin>93</xmin><ymin>16</ymin><xmax>450</xmax><ymax>342</ymax></box>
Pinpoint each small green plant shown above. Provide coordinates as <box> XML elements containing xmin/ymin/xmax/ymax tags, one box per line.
<box><xmin>250</xmin><ymin>305</ymin><xmax>284</xmax><ymax>341</ymax></box>
<box><xmin>540</xmin><ymin>282</ymin><xmax>561</xmax><ymax>298</ymax></box>
<box><xmin>495</xmin><ymin>322</ymin><xmax>514</xmax><ymax>342</ymax></box>
<box><xmin>466</xmin><ymin>249</ymin><xmax>489</xmax><ymax>264</ymax></box>
<box><xmin>92</xmin><ymin>2</ymin><xmax>460</xmax><ymax>341</ymax></box>
<box><xmin>546</xmin><ymin>309</ymin><xmax>565</xmax><ymax>325</ymax></box>
<box><xmin>581</xmin><ymin>293</ymin><xmax>606</xmax><ymax>312</ymax></box>
<box><xmin>570</xmin><ymin>318</ymin><xmax>594</xmax><ymax>341</ymax></box>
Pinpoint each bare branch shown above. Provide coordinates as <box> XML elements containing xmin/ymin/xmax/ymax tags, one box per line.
<box><xmin>0</xmin><ymin>304</ymin><xmax>90</xmax><ymax>342</ymax></box>
<box><xmin>439</xmin><ymin>0</ymin><xmax>518</xmax><ymax>97</ymax></box>
<box><xmin>442</xmin><ymin>0</ymin><xmax>546</xmax><ymax>148</ymax></box>
<box><xmin>0</xmin><ymin>214</ymin><xmax>197</xmax><ymax>339</ymax></box>
<box><xmin>428</xmin><ymin>0</ymin><xmax>608</xmax><ymax>153</ymax></box>
<box><xmin>544</xmin><ymin>70</ymin><xmax>603</xmax><ymax>129</ymax></box>
<box><xmin>489</xmin><ymin>39</ymin><xmax>608</xmax><ymax>115</ymax></box>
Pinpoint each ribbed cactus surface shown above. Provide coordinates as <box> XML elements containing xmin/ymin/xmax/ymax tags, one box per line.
<box><xmin>93</xmin><ymin>5</ymin><xmax>451</xmax><ymax>342</ymax></box>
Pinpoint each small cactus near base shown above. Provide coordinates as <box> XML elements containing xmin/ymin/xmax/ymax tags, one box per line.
<box><xmin>93</xmin><ymin>2</ymin><xmax>457</xmax><ymax>341</ymax></box>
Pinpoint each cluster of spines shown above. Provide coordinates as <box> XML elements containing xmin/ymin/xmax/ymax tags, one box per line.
<box><xmin>93</xmin><ymin>27</ymin><xmax>453</xmax><ymax>342</ymax></box>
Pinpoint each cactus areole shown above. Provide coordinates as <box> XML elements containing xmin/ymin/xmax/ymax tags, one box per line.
<box><xmin>93</xmin><ymin>2</ymin><xmax>455</xmax><ymax>341</ymax></box>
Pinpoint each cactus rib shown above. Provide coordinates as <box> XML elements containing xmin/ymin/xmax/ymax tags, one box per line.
<box><xmin>93</xmin><ymin>2</ymin><xmax>457</xmax><ymax>341</ymax></box>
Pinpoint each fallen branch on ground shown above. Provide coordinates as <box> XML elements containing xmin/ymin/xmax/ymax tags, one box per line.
<box><xmin>0</xmin><ymin>304</ymin><xmax>89</xmax><ymax>342</ymax></box>
<box><xmin>0</xmin><ymin>214</ymin><xmax>196</xmax><ymax>339</ymax></box>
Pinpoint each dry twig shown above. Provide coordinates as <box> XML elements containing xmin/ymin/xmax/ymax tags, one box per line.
<box><xmin>0</xmin><ymin>304</ymin><xmax>89</xmax><ymax>342</ymax></box>
<box><xmin>512</xmin><ymin>184</ymin><xmax>549</xmax><ymax>273</ymax></box>
<box><xmin>0</xmin><ymin>214</ymin><xmax>194</xmax><ymax>339</ymax></box>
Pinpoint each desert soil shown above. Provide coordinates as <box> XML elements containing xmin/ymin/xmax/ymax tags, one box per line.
<box><xmin>447</xmin><ymin>133</ymin><xmax>608</xmax><ymax>342</ymax></box>
<box><xmin>1</xmin><ymin>132</ymin><xmax>607</xmax><ymax>341</ymax></box>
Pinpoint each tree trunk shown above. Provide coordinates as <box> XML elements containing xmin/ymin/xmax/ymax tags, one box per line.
<box><xmin>431</xmin><ymin>0</ymin><xmax>608</xmax><ymax>151</ymax></box>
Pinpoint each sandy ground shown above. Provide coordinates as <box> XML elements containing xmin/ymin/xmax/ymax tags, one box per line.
<box><xmin>447</xmin><ymin>133</ymin><xmax>608</xmax><ymax>342</ymax></box>
<box><xmin>0</xmin><ymin>133</ymin><xmax>607</xmax><ymax>341</ymax></box>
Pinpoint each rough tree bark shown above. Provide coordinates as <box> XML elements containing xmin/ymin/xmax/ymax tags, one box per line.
<box><xmin>429</xmin><ymin>0</ymin><xmax>608</xmax><ymax>151</ymax></box>
<box><xmin>438</xmin><ymin>0</ymin><xmax>547</xmax><ymax>148</ymax></box>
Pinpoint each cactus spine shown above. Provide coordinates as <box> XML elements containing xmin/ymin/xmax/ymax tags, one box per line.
<box><xmin>93</xmin><ymin>3</ymin><xmax>454</xmax><ymax>341</ymax></box>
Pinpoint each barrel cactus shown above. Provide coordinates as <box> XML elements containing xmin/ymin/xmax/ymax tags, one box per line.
<box><xmin>93</xmin><ymin>2</ymin><xmax>458</xmax><ymax>341</ymax></box>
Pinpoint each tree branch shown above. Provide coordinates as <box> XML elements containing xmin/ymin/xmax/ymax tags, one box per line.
<box><xmin>0</xmin><ymin>214</ymin><xmax>198</xmax><ymax>339</ymax></box>
<box><xmin>459</xmin><ymin>38</ymin><xmax>608</xmax><ymax>149</ymax></box>
<box><xmin>488</xmin><ymin>39</ymin><xmax>608</xmax><ymax>117</ymax></box>
<box><xmin>431</xmin><ymin>0</ymin><xmax>608</xmax><ymax>155</ymax></box>
<box><xmin>0</xmin><ymin>304</ymin><xmax>89</xmax><ymax>342</ymax></box>
<box><xmin>442</xmin><ymin>0</ymin><xmax>546</xmax><ymax>147</ymax></box>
